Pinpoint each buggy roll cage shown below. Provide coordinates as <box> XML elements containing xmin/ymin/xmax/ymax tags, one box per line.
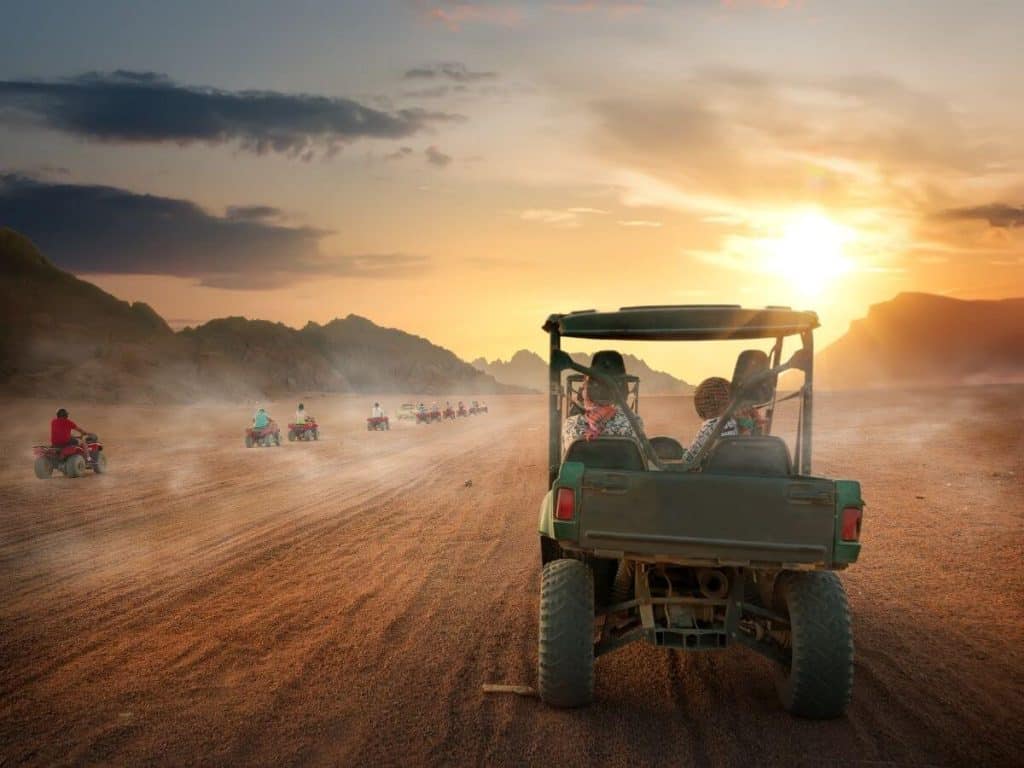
<box><xmin>543</xmin><ymin>305</ymin><xmax>819</xmax><ymax>487</ymax></box>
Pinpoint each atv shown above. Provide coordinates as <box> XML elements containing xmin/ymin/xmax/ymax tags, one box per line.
<box><xmin>33</xmin><ymin>434</ymin><xmax>108</xmax><ymax>479</ymax></box>
<box><xmin>456</xmin><ymin>403</ymin><xmax>468</xmax><ymax>418</ymax></box>
<box><xmin>366</xmin><ymin>416</ymin><xmax>390</xmax><ymax>431</ymax></box>
<box><xmin>443</xmin><ymin>406</ymin><xmax>456</xmax><ymax>420</ymax></box>
<box><xmin>468</xmin><ymin>402</ymin><xmax>480</xmax><ymax>416</ymax></box>
<box><xmin>536</xmin><ymin>305</ymin><xmax>863</xmax><ymax>719</ymax></box>
<box><xmin>245</xmin><ymin>421</ymin><xmax>281</xmax><ymax>448</ymax></box>
<box><xmin>288</xmin><ymin>418</ymin><xmax>321</xmax><ymax>441</ymax></box>
<box><xmin>415</xmin><ymin>409</ymin><xmax>432</xmax><ymax>425</ymax></box>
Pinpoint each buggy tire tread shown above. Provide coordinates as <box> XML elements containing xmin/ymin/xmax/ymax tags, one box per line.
<box><xmin>775</xmin><ymin>571</ymin><xmax>854</xmax><ymax>719</ymax></box>
<box><xmin>538</xmin><ymin>558</ymin><xmax>594</xmax><ymax>708</ymax></box>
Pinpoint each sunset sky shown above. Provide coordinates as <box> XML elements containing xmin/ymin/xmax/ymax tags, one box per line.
<box><xmin>1</xmin><ymin>0</ymin><xmax>1022</xmax><ymax>380</ymax></box>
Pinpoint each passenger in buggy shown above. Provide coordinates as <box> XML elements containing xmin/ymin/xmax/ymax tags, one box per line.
<box><xmin>561</xmin><ymin>350</ymin><xmax>642</xmax><ymax>453</ymax></box>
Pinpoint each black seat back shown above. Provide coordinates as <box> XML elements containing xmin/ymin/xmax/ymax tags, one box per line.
<box><xmin>704</xmin><ymin>436</ymin><xmax>792</xmax><ymax>477</ymax></box>
<box><xmin>565</xmin><ymin>438</ymin><xmax>645</xmax><ymax>471</ymax></box>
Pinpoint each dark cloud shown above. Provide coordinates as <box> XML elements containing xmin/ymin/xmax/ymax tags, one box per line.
<box><xmin>403</xmin><ymin>62</ymin><xmax>497</xmax><ymax>82</ymax></box>
<box><xmin>385</xmin><ymin>146</ymin><xmax>415</xmax><ymax>161</ymax></box>
<box><xmin>225</xmin><ymin>205</ymin><xmax>281</xmax><ymax>221</ymax></box>
<box><xmin>0</xmin><ymin>70</ymin><xmax>461</xmax><ymax>157</ymax></box>
<box><xmin>938</xmin><ymin>203</ymin><xmax>1024</xmax><ymax>228</ymax></box>
<box><xmin>0</xmin><ymin>174</ymin><xmax>428</xmax><ymax>288</ymax></box>
<box><xmin>425</xmin><ymin>146</ymin><xmax>452</xmax><ymax>167</ymax></box>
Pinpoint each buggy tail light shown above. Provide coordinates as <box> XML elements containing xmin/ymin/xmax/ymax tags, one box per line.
<box><xmin>840</xmin><ymin>507</ymin><xmax>862</xmax><ymax>542</ymax></box>
<box><xmin>554</xmin><ymin>488</ymin><xmax>576</xmax><ymax>521</ymax></box>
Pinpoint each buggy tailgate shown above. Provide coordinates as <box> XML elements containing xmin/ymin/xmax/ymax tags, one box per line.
<box><xmin>577</xmin><ymin>469</ymin><xmax>836</xmax><ymax>567</ymax></box>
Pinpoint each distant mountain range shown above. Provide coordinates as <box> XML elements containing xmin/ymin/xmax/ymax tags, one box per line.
<box><xmin>816</xmin><ymin>292</ymin><xmax>1024</xmax><ymax>389</ymax></box>
<box><xmin>4</xmin><ymin>228</ymin><xmax>1021</xmax><ymax>402</ymax></box>
<box><xmin>0</xmin><ymin>228</ymin><xmax>523</xmax><ymax>402</ymax></box>
<box><xmin>471</xmin><ymin>349</ymin><xmax>694</xmax><ymax>394</ymax></box>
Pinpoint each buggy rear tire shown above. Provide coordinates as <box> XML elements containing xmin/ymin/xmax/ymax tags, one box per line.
<box><xmin>92</xmin><ymin>451</ymin><xmax>108</xmax><ymax>474</ymax></box>
<box><xmin>64</xmin><ymin>454</ymin><xmax>85</xmax><ymax>478</ymax></box>
<box><xmin>774</xmin><ymin>571</ymin><xmax>854</xmax><ymax>719</ymax></box>
<box><xmin>34</xmin><ymin>456</ymin><xmax>53</xmax><ymax>479</ymax></box>
<box><xmin>538</xmin><ymin>558</ymin><xmax>595</xmax><ymax>708</ymax></box>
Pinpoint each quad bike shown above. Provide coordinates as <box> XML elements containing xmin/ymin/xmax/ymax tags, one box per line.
<box><xmin>415</xmin><ymin>410</ymin><xmax>432</xmax><ymax>425</ymax></box>
<box><xmin>33</xmin><ymin>434</ymin><xmax>108</xmax><ymax>479</ymax></box>
<box><xmin>366</xmin><ymin>416</ymin><xmax>390</xmax><ymax>431</ymax></box>
<box><xmin>429</xmin><ymin>408</ymin><xmax>442</xmax><ymax>423</ymax></box>
<box><xmin>537</xmin><ymin>305</ymin><xmax>863</xmax><ymax>719</ymax></box>
<box><xmin>478</xmin><ymin>404</ymin><xmax>489</xmax><ymax>414</ymax></box>
<box><xmin>468</xmin><ymin>403</ymin><xmax>480</xmax><ymax>415</ymax></box>
<box><xmin>245</xmin><ymin>421</ymin><xmax>281</xmax><ymax>448</ymax></box>
<box><xmin>443</xmin><ymin>407</ymin><xmax>456</xmax><ymax>420</ymax></box>
<box><xmin>288</xmin><ymin>418</ymin><xmax>321</xmax><ymax>441</ymax></box>
<box><xmin>457</xmin><ymin>404</ymin><xmax>468</xmax><ymax>418</ymax></box>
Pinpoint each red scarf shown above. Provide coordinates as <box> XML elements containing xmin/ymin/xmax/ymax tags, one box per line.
<box><xmin>583</xmin><ymin>391</ymin><xmax>618</xmax><ymax>440</ymax></box>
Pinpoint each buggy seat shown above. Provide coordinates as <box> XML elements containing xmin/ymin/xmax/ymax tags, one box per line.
<box><xmin>564</xmin><ymin>437</ymin><xmax>645</xmax><ymax>471</ymax></box>
<box><xmin>704</xmin><ymin>436</ymin><xmax>792</xmax><ymax>477</ymax></box>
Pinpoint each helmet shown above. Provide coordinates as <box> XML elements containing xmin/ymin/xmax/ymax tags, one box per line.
<box><xmin>694</xmin><ymin>377</ymin><xmax>731</xmax><ymax>420</ymax></box>
<box><xmin>298</xmin><ymin>403</ymin><xmax>304</xmax><ymax>409</ymax></box>
<box><xmin>374</xmin><ymin>402</ymin><xmax>379</xmax><ymax>407</ymax></box>
<box><xmin>56</xmin><ymin>408</ymin><xmax>68</xmax><ymax>418</ymax></box>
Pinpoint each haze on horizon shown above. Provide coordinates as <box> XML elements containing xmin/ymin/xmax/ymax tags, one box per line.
<box><xmin>1</xmin><ymin>0</ymin><xmax>1021</xmax><ymax>381</ymax></box>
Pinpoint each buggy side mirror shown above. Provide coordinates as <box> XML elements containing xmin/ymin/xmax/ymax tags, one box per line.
<box><xmin>649</xmin><ymin>436</ymin><xmax>684</xmax><ymax>462</ymax></box>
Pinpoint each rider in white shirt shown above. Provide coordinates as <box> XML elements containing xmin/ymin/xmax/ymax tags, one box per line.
<box><xmin>372</xmin><ymin>402</ymin><xmax>384</xmax><ymax>418</ymax></box>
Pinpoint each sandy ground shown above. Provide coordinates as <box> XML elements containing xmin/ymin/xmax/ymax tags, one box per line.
<box><xmin>1</xmin><ymin>388</ymin><xmax>1022</xmax><ymax>767</ymax></box>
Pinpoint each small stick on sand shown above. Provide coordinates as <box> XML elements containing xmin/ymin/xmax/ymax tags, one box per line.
<box><xmin>482</xmin><ymin>684</ymin><xmax>536</xmax><ymax>697</ymax></box>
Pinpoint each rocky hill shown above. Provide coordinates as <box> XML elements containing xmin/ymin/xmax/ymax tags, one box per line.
<box><xmin>472</xmin><ymin>349</ymin><xmax>693</xmax><ymax>394</ymax></box>
<box><xmin>816</xmin><ymin>292</ymin><xmax>1024</xmax><ymax>389</ymax></box>
<box><xmin>0</xmin><ymin>229</ymin><xmax>520</xmax><ymax>402</ymax></box>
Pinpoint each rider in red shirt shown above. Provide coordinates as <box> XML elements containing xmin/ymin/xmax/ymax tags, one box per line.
<box><xmin>51</xmin><ymin>408</ymin><xmax>87</xmax><ymax>448</ymax></box>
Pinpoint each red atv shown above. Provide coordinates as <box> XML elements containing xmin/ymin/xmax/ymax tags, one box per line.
<box><xmin>456</xmin><ymin>403</ymin><xmax>468</xmax><ymax>418</ymax></box>
<box><xmin>415</xmin><ymin>409</ymin><xmax>432</xmax><ymax>425</ymax></box>
<box><xmin>429</xmin><ymin>407</ymin><xmax>442</xmax><ymax>423</ymax></box>
<box><xmin>366</xmin><ymin>416</ymin><xmax>390</xmax><ymax>431</ymax></box>
<box><xmin>468</xmin><ymin>403</ymin><xmax>480</xmax><ymax>416</ymax></box>
<box><xmin>246</xmin><ymin>421</ymin><xmax>281</xmax><ymax>448</ymax></box>
<box><xmin>478</xmin><ymin>403</ymin><xmax>489</xmax><ymax>414</ymax></box>
<box><xmin>443</xmin><ymin>406</ymin><xmax>456</xmax><ymax>420</ymax></box>
<box><xmin>288</xmin><ymin>418</ymin><xmax>320</xmax><ymax>441</ymax></box>
<box><xmin>34</xmin><ymin>434</ymin><xmax>107</xmax><ymax>479</ymax></box>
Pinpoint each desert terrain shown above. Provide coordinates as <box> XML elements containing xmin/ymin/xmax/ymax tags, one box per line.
<box><xmin>1</xmin><ymin>388</ymin><xmax>1022</xmax><ymax>766</ymax></box>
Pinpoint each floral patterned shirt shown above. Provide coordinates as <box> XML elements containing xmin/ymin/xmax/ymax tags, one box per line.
<box><xmin>562</xmin><ymin>408</ymin><xmax>643</xmax><ymax>452</ymax></box>
<box><xmin>683</xmin><ymin>417</ymin><xmax>738</xmax><ymax>464</ymax></box>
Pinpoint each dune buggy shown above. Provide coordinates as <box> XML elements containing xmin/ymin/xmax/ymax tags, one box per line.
<box><xmin>397</xmin><ymin>404</ymin><xmax>418</xmax><ymax>421</ymax></box>
<box><xmin>537</xmin><ymin>306</ymin><xmax>864</xmax><ymax>719</ymax></box>
<box><xmin>33</xmin><ymin>434</ymin><xmax>107</xmax><ymax>479</ymax></box>
<box><xmin>246</xmin><ymin>421</ymin><xmax>281</xmax><ymax>448</ymax></box>
<box><xmin>289</xmin><ymin>419</ymin><xmax>321</xmax><ymax>441</ymax></box>
<box><xmin>366</xmin><ymin>416</ymin><xmax>390</xmax><ymax>431</ymax></box>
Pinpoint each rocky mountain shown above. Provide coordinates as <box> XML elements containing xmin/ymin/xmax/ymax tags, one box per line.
<box><xmin>816</xmin><ymin>292</ymin><xmax>1024</xmax><ymax>389</ymax></box>
<box><xmin>0</xmin><ymin>228</ymin><xmax>521</xmax><ymax>402</ymax></box>
<box><xmin>472</xmin><ymin>349</ymin><xmax>693</xmax><ymax>394</ymax></box>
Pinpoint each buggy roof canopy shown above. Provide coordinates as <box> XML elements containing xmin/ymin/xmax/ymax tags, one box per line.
<box><xmin>544</xmin><ymin>305</ymin><xmax>819</xmax><ymax>341</ymax></box>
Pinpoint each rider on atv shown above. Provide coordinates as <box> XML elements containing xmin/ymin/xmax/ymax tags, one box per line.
<box><xmin>254</xmin><ymin>407</ymin><xmax>272</xmax><ymax>430</ymax></box>
<box><xmin>51</xmin><ymin>408</ymin><xmax>89</xmax><ymax>451</ymax></box>
<box><xmin>295</xmin><ymin>402</ymin><xmax>311</xmax><ymax>423</ymax></box>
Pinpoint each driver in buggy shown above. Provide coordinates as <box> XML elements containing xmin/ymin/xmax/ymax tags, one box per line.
<box><xmin>51</xmin><ymin>408</ymin><xmax>89</xmax><ymax>450</ymax></box>
<box><xmin>253</xmin><ymin>407</ymin><xmax>272</xmax><ymax>431</ymax></box>
<box><xmin>562</xmin><ymin>350</ymin><xmax>642</xmax><ymax>452</ymax></box>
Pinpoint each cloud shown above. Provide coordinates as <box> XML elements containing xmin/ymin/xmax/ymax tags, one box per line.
<box><xmin>520</xmin><ymin>206</ymin><xmax>607</xmax><ymax>227</ymax></box>
<box><xmin>617</xmin><ymin>219</ymin><xmax>662</xmax><ymax>227</ymax></box>
<box><xmin>0</xmin><ymin>70</ymin><xmax>461</xmax><ymax>158</ymax></box>
<box><xmin>938</xmin><ymin>203</ymin><xmax>1024</xmax><ymax>228</ymax></box>
<box><xmin>0</xmin><ymin>173</ymin><xmax>427</xmax><ymax>288</ymax></box>
<box><xmin>403</xmin><ymin>62</ymin><xmax>497</xmax><ymax>82</ymax></box>
<box><xmin>425</xmin><ymin>145</ymin><xmax>453</xmax><ymax>167</ymax></box>
<box><xmin>225</xmin><ymin>205</ymin><xmax>281</xmax><ymax>221</ymax></box>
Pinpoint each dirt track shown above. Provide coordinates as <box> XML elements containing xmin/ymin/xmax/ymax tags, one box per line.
<box><xmin>1</xmin><ymin>389</ymin><xmax>1022</xmax><ymax>766</ymax></box>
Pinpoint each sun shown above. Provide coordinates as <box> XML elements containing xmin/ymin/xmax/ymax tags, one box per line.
<box><xmin>761</xmin><ymin>211</ymin><xmax>855</xmax><ymax>296</ymax></box>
